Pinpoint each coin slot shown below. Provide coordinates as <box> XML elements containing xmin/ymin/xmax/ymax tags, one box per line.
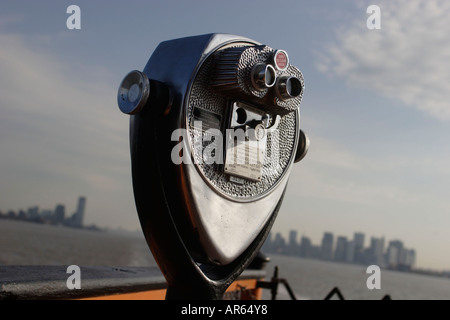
<box><xmin>235</xmin><ymin>107</ymin><xmax>247</xmax><ymax>125</ymax></box>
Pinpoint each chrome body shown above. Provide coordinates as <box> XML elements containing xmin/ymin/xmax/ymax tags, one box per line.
<box><xmin>118</xmin><ymin>33</ymin><xmax>308</xmax><ymax>299</ymax></box>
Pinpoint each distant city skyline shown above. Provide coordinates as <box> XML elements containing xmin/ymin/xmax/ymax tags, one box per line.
<box><xmin>263</xmin><ymin>229</ymin><xmax>417</xmax><ymax>272</ymax></box>
<box><xmin>0</xmin><ymin>196</ymin><xmax>98</xmax><ymax>230</ymax></box>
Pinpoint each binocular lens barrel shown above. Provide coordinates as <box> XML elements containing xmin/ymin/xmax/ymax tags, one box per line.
<box><xmin>251</xmin><ymin>64</ymin><xmax>277</xmax><ymax>91</ymax></box>
<box><xmin>251</xmin><ymin>64</ymin><xmax>302</xmax><ymax>101</ymax></box>
<box><xmin>276</xmin><ymin>76</ymin><xmax>302</xmax><ymax>100</ymax></box>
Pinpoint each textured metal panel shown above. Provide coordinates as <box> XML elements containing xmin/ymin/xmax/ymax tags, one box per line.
<box><xmin>187</xmin><ymin>43</ymin><xmax>299</xmax><ymax>201</ymax></box>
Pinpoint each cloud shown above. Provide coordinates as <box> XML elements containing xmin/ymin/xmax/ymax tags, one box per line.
<box><xmin>316</xmin><ymin>0</ymin><xmax>450</xmax><ymax>121</ymax></box>
<box><xmin>0</xmin><ymin>32</ymin><xmax>127</xmax><ymax>176</ymax></box>
<box><xmin>0</xmin><ymin>14</ymin><xmax>23</xmax><ymax>28</ymax></box>
<box><xmin>0</xmin><ymin>32</ymin><xmax>133</xmax><ymax>227</ymax></box>
<box><xmin>287</xmin><ymin>131</ymin><xmax>450</xmax><ymax>208</ymax></box>
<box><xmin>306</xmin><ymin>136</ymin><xmax>364</xmax><ymax>171</ymax></box>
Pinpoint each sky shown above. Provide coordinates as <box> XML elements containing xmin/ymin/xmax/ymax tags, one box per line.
<box><xmin>1</xmin><ymin>0</ymin><xmax>450</xmax><ymax>271</ymax></box>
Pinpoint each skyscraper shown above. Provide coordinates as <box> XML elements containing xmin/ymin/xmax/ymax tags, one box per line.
<box><xmin>354</xmin><ymin>232</ymin><xmax>365</xmax><ymax>250</ymax></box>
<box><xmin>368</xmin><ymin>236</ymin><xmax>385</xmax><ymax>266</ymax></box>
<box><xmin>299</xmin><ymin>236</ymin><xmax>312</xmax><ymax>258</ymax></box>
<box><xmin>334</xmin><ymin>236</ymin><xmax>347</xmax><ymax>262</ymax></box>
<box><xmin>53</xmin><ymin>204</ymin><xmax>65</xmax><ymax>225</ymax></box>
<box><xmin>320</xmin><ymin>232</ymin><xmax>334</xmax><ymax>261</ymax></box>
<box><xmin>353</xmin><ymin>232</ymin><xmax>365</xmax><ymax>264</ymax></box>
<box><xmin>287</xmin><ymin>230</ymin><xmax>298</xmax><ymax>256</ymax></box>
<box><xmin>345</xmin><ymin>240</ymin><xmax>355</xmax><ymax>263</ymax></box>
<box><xmin>27</xmin><ymin>206</ymin><xmax>40</xmax><ymax>220</ymax></box>
<box><xmin>386</xmin><ymin>240</ymin><xmax>403</xmax><ymax>268</ymax></box>
<box><xmin>71</xmin><ymin>196</ymin><xmax>86</xmax><ymax>228</ymax></box>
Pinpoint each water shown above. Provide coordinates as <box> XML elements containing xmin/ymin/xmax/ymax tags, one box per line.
<box><xmin>2</xmin><ymin>220</ymin><xmax>450</xmax><ymax>300</ymax></box>
<box><xmin>0</xmin><ymin>219</ymin><xmax>155</xmax><ymax>267</ymax></box>
<box><xmin>263</xmin><ymin>255</ymin><xmax>450</xmax><ymax>300</ymax></box>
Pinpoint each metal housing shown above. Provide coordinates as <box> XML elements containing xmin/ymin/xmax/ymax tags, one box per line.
<box><xmin>125</xmin><ymin>33</ymin><xmax>306</xmax><ymax>299</ymax></box>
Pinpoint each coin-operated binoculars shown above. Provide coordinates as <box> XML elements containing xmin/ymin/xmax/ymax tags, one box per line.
<box><xmin>117</xmin><ymin>33</ymin><xmax>309</xmax><ymax>299</ymax></box>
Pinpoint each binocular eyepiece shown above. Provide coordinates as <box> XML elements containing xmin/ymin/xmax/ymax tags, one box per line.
<box><xmin>210</xmin><ymin>45</ymin><xmax>303</xmax><ymax>116</ymax></box>
<box><xmin>251</xmin><ymin>64</ymin><xmax>303</xmax><ymax>101</ymax></box>
<box><xmin>251</xmin><ymin>63</ymin><xmax>277</xmax><ymax>90</ymax></box>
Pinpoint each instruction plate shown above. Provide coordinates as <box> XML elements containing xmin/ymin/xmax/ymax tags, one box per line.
<box><xmin>224</xmin><ymin>138</ymin><xmax>265</xmax><ymax>182</ymax></box>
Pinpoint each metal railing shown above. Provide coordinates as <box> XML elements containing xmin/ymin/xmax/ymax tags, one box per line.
<box><xmin>257</xmin><ymin>266</ymin><xmax>392</xmax><ymax>300</ymax></box>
